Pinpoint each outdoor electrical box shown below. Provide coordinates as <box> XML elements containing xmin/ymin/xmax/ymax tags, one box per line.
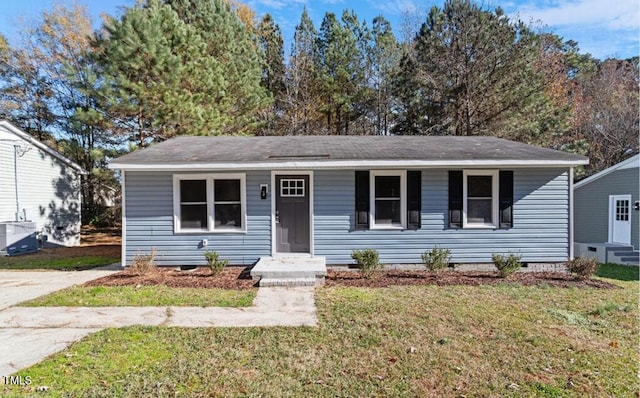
<box><xmin>0</xmin><ymin>222</ymin><xmax>38</xmax><ymax>256</ymax></box>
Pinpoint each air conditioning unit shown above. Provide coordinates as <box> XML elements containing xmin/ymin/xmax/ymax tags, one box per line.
<box><xmin>0</xmin><ymin>222</ymin><xmax>38</xmax><ymax>256</ymax></box>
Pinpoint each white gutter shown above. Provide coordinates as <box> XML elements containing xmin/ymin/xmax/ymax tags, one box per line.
<box><xmin>109</xmin><ymin>158</ymin><xmax>589</xmax><ymax>171</ymax></box>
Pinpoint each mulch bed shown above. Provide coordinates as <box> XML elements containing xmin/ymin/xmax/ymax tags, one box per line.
<box><xmin>85</xmin><ymin>266</ymin><xmax>256</xmax><ymax>290</ymax></box>
<box><xmin>325</xmin><ymin>269</ymin><xmax>617</xmax><ymax>289</ymax></box>
<box><xmin>85</xmin><ymin>266</ymin><xmax>617</xmax><ymax>290</ymax></box>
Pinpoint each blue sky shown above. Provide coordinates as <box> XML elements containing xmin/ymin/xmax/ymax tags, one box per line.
<box><xmin>0</xmin><ymin>0</ymin><xmax>637</xmax><ymax>60</ymax></box>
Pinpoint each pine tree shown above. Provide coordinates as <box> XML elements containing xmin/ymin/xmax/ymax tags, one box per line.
<box><xmin>394</xmin><ymin>0</ymin><xmax>547</xmax><ymax>138</ymax></box>
<box><xmin>285</xmin><ymin>7</ymin><xmax>321</xmax><ymax>135</ymax></box>
<box><xmin>257</xmin><ymin>13</ymin><xmax>285</xmax><ymax>134</ymax></box>
<box><xmin>371</xmin><ymin>16</ymin><xmax>400</xmax><ymax>135</ymax></box>
<box><xmin>96</xmin><ymin>0</ymin><xmax>269</xmax><ymax>145</ymax></box>
<box><xmin>316</xmin><ymin>11</ymin><xmax>365</xmax><ymax>134</ymax></box>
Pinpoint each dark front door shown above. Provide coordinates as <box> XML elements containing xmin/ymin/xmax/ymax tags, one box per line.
<box><xmin>276</xmin><ymin>175</ymin><xmax>310</xmax><ymax>253</ymax></box>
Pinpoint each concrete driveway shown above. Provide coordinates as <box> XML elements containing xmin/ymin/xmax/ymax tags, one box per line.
<box><xmin>0</xmin><ymin>270</ymin><xmax>117</xmax><ymax>310</ymax></box>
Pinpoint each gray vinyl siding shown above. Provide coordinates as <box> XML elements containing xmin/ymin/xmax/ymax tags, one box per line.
<box><xmin>314</xmin><ymin>168</ymin><xmax>570</xmax><ymax>264</ymax></box>
<box><xmin>124</xmin><ymin>171</ymin><xmax>271</xmax><ymax>266</ymax></box>
<box><xmin>574</xmin><ymin>167</ymin><xmax>639</xmax><ymax>250</ymax></box>
<box><xmin>125</xmin><ymin>168</ymin><xmax>570</xmax><ymax>266</ymax></box>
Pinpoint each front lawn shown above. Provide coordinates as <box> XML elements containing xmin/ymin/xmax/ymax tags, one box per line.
<box><xmin>4</xmin><ymin>278</ymin><xmax>637</xmax><ymax>397</ymax></box>
<box><xmin>0</xmin><ymin>245</ymin><xmax>120</xmax><ymax>270</ymax></box>
<box><xmin>20</xmin><ymin>285</ymin><xmax>256</xmax><ymax>307</ymax></box>
<box><xmin>596</xmin><ymin>263</ymin><xmax>639</xmax><ymax>281</ymax></box>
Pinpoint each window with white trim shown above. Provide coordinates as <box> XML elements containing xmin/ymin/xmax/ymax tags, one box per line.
<box><xmin>173</xmin><ymin>174</ymin><xmax>246</xmax><ymax>233</ymax></box>
<box><xmin>463</xmin><ymin>170</ymin><xmax>498</xmax><ymax>228</ymax></box>
<box><xmin>370</xmin><ymin>170</ymin><xmax>406</xmax><ymax>228</ymax></box>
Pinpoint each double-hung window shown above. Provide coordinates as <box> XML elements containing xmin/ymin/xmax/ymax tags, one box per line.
<box><xmin>370</xmin><ymin>170</ymin><xmax>406</xmax><ymax>229</ymax></box>
<box><xmin>355</xmin><ymin>170</ymin><xmax>421</xmax><ymax>230</ymax></box>
<box><xmin>463</xmin><ymin>170</ymin><xmax>498</xmax><ymax>228</ymax></box>
<box><xmin>173</xmin><ymin>174</ymin><xmax>246</xmax><ymax>233</ymax></box>
<box><xmin>464</xmin><ymin>171</ymin><xmax>498</xmax><ymax>226</ymax></box>
<box><xmin>449</xmin><ymin>170</ymin><xmax>512</xmax><ymax>229</ymax></box>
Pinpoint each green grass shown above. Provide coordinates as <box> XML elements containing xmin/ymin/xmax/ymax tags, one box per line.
<box><xmin>596</xmin><ymin>262</ymin><xmax>639</xmax><ymax>281</ymax></box>
<box><xmin>0</xmin><ymin>256</ymin><xmax>119</xmax><ymax>270</ymax></box>
<box><xmin>20</xmin><ymin>285</ymin><xmax>256</xmax><ymax>307</ymax></box>
<box><xmin>3</xmin><ymin>279</ymin><xmax>637</xmax><ymax>397</ymax></box>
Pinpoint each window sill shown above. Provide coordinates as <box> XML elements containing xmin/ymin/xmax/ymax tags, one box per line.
<box><xmin>462</xmin><ymin>224</ymin><xmax>497</xmax><ymax>229</ymax></box>
<box><xmin>174</xmin><ymin>229</ymin><xmax>247</xmax><ymax>234</ymax></box>
<box><xmin>369</xmin><ymin>225</ymin><xmax>406</xmax><ymax>230</ymax></box>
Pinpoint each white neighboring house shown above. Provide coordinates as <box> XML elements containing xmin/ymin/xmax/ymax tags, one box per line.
<box><xmin>0</xmin><ymin>120</ymin><xmax>85</xmax><ymax>247</ymax></box>
<box><xmin>574</xmin><ymin>154</ymin><xmax>639</xmax><ymax>265</ymax></box>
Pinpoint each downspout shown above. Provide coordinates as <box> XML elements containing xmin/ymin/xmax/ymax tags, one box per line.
<box><xmin>121</xmin><ymin>170</ymin><xmax>127</xmax><ymax>268</ymax></box>
<box><xmin>569</xmin><ymin>167</ymin><xmax>574</xmax><ymax>260</ymax></box>
<box><xmin>13</xmin><ymin>144</ymin><xmax>20</xmax><ymax>221</ymax></box>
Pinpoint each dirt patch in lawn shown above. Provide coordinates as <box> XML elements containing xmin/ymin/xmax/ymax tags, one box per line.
<box><xmin>85</xmin><ymin>266</ymin><xmax>256</xmax><ymax>290</ymax></box>
<box><xmin>81</xmin><ymin>226</ymin><xmax>121</xmax><ymax>246</ymax></box>
<box><xmin>325</xmin><ymin>269</ymin><xmax>617</xmax><ymax>289</ymax></box>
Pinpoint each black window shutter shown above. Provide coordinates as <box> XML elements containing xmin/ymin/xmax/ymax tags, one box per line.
<box><xmin>407</xmin><ymin>171</ymin><xmax>421</xmax><ymax>230</ymax></box>
<box><xmin>448</xmin><ymin>171</ymin><xmax>463</xmax><ymax>228</ymax></box>
<box><xmin>355</xmin><ymin>171</ymin><xmax>370</xmax><ymax>230</ymax></box>
<box><xmin>499</xmin><ymin>171</ymin><xmax>513</xmax><ymax>229</ymax></box>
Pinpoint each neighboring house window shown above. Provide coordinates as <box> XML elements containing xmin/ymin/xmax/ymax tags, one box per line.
<box><xmin>354</xmin><ymin>170</ymin><xmax>421</xmax><ymax>230</ymax></box>
<box><xmin>448</xmin><ymin>170</ymin><xmax>513</xmax><ymax>229</ymax></box>
<box><xmin>173</xmin><ymin>174</ymin><xmax>246</xmax><ymax>233</ymax></box>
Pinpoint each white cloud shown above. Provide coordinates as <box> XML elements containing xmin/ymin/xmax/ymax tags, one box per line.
<box><xmin>515</xmin><ymin>0</ymin><xmax>639</xmax><ymax>30</ymax></box>
<box><xmin>252</xmin><ymin>0</ymin><xmax>307</xmax><ymax>11</ymax></box>
<box><xmin>369</xmin><ymin>0</ymin><xmax>420</xmax><ymax>17</ymax></box>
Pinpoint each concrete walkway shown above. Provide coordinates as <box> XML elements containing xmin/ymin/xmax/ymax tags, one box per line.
<box><xmin>0</xmin><ymin>269</ymin><xmax>317</xmax><ymax>376</ymax></box>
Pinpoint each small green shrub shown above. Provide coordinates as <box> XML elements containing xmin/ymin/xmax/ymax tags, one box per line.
<box><xmin>422</xmin><ymin>246</ymin><xmax>451</xmax><ymax>272</ymax></box>
<box><xmin>130</xmin><ymin>248</ymin><xmax>156</xmax><ymax>275</ymax></box>
<box><xmin>351</xmin><ymin>249</ymin><xmax>382</xmax><ymax>278</ymax></box>
<box><xmin>566</xmin><ymin>257</ymin><xmax>599</xmax><ymax>279</ymax></box>
<box><xmin>492</xmin><ymin>253</ymin><xmax>522</xmax><ymax>278</ymax></box>
<box><xmin>204</xmin><ymin>250</ymin><xmax>229</xmax><ymax>276</ymax></box>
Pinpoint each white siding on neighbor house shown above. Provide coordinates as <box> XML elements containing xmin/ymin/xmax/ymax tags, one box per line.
<box><xmin>0</xmin><ymin>128</ymin><xmax>81</xmax><ymax>246</ymax></box>
<box><xmin>574</xmin><ymin>167</ymin><xmax>639</xmax><ymax>250</ymax></box>
<box><xmin>124</xmin><ymin>168</ymin><xmax>570</xmax><ymax>266</ymax></box>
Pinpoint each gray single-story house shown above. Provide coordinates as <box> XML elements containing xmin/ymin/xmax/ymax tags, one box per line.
<box><xmin>0</xmin><ymin>120</ymin><xmax>85</xmax><ymax>249</ymax></box>
<box><xmin>109</xmin><ymin>136</ymin><xmax>588</xmax><ymax>267</ymax></box>
<box><xmin>574</xmin><ymin>154</ymin><xmax>639</xmax><ymax>265</ymax></box>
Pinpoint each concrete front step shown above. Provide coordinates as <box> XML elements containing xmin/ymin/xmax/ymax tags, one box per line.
<box><xmin>250</xmin><ymin>256</ymin><xmax>327</xmax><ymax>287</ymax></box>
<box><xmin>258</xmin><ymin>278</ymin><xmax>319</xmax><ymax>287</ymax></box>
<box><xmin>608</xmin><ymin>250</ymin><xmax>639</xmax><ymax>265</ymax></box>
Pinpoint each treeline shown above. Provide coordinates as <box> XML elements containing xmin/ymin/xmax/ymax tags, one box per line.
<box><xmin>0</xmin><ymin>0</ymin><xmax>637</xmax><ymax>223</ymax></box>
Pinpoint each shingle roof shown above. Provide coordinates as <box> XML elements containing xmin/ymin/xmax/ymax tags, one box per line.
<box><xmin>110</xmin><ymin>135</ymin><xmax>588</xmax><ymax>170</ymax></box>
